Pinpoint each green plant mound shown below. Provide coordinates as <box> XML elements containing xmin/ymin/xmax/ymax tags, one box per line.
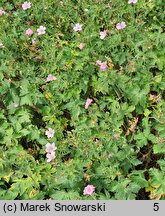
<box><xmin>0</xmin><ymin>0</ymin><xmax>164</xmax><ymax>200</ymax></box>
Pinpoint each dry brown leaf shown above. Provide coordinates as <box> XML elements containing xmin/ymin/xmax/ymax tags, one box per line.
<box><xmin>126</xmin><ymin>117</ymin><xmax>139</xmax><ymax>135</ymax></box>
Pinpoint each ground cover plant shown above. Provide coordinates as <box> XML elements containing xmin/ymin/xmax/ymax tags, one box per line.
<box><xmin>0</xmin><ymin>0</ymin><xmax>164</xmax><ymax>200</ymax></box>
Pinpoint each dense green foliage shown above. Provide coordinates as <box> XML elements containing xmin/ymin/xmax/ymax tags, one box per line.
<box><xmin>0</xmin><ymin>0</ymin><xmax>164</xmax><ymax>200</ymax></box>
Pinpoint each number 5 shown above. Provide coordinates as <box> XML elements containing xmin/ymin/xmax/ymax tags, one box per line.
<box><xmin>153</xmin><ymin>203</ymin><xmax>159</xmax><ymax>211</ymax></box>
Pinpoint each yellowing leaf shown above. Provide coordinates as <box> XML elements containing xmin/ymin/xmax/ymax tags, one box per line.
<box><xmin>45</xmin><ymin>92</ymin><xmax>53</xmax><ymax>100</ymax></box>
<box><xmin>3</xmin><ymin>172</ymin><xmax>14</xmax><ymax>183</ymax></box>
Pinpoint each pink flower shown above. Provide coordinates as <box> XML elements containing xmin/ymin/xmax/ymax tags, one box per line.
<box><xmin>73</xmin><ymin>23</ymin><xmax>83</xmax><ymax>32</ymax></box>
<box><xmin>25</xmin><ymin>28</ymin><xmax>33</xmax><ymax>36</ymax></box>
<box><xmin>45</xmin><ymin>128</ymin><xmax>55</xmax><ymax>138</ymax></box>
<box><xmin>128</xmin><ymin>0</ymin><xmax>137</xmax><ymax>4</ymax></box>
<box><xmin>100</xmin><ymin>61</ymin><xmax>108</xmax><ymax>71</ymax></box>
<box><xmin>96</xmin><ymin>60</ymin><xmax>108</xmax><ymax>71</ymax></box>
<box><xmin>46</xmin><ymin>74</ymin><xmax>57</xmax><ymax>82</ymax></box>
<box><xmin>22</xmin><ymin>1</ymin><xmax>31</xmax><ymax>10</ymax></box>
<box><xmin>113</xmin><ymin>133</ymin><xmax>118</xmax><ymax>138</ymax></box>
<box><xmin>116</xmin><ymin>23</ymin><xmax>121</xmax><ymax>30</ymax></box>
<box><xmin>100</xmin><ymin>30</ymin><xmax>107</xmax><ymax>39</ymax></box>
<box><xmin>79</xmin><ymin>43</ymin><xmax>84</xmax><ymax>50</ymax></box>
<box><xmin>96</xmin><ymin>60</ymin><xmax>102</xmax><ymax>66</ymax></box>
<box><xmin>85</xmin><ymin>98</ymin><xmax>93</xmax><ymax>109</ymax></box>
<box><xmin>83</xmin><ymin>185</ymin><xmax>95</xmax><ymax>195</ymax></box>
<box><xmin>32</xmin><ymin>38</ymin><xmax>36</xmax><ymax>45</ymax></box>
<box><xmin>46</xmin><ymin>151</ymin><xmax>55</xmax><ymax>162</ymax></box>
<box><xmin>120</xmin><ymin>22</ymin><xmax>126</xmax><ymax>29</ymax></box>
<box><xmin>116</xmin><ymin>22</ymin><xmax>126</xmax><ymax>30</ymax></box>
<box><xmin>46</xmin><ymin>142</ymin><xmax>57</xmax><ymax>153</ymax></box>
<box><xmin>0</xmin><ymin>9</ymin><xmax>5</xmax><ymax>16</ymax></box>
<box><xmin>37</xmin><ymin>26</ymin><xmax>46</xmax><ymax>35</ymax></box>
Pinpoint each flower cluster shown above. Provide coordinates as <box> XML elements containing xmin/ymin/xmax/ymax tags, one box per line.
<box><xmin>46</xmin><ymin>142</ymin><xmax>57</xmax><ymax>162</ymax></box>
<box><xmin>45</xmin><ymin>128</ymin><xmax>56</xmax><ymax>162</ymax></box>
<box><xmin>22</xmin><ymin>3</ymin><xmax>46</xmax><ymax>37</ymax></box>
<box><xmin>25</xmin><ymin>26</ymin><xmax>46</xmax><ymax>37</ymax></box>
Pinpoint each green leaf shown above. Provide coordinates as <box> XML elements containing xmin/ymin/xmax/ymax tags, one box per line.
<box><xmin>20</xmin><ymin>95</ymin><xmax>33</xmax><ymax>106</ymax></box>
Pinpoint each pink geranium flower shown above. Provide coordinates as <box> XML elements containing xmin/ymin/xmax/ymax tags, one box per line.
<box><xmin>116</xmin><ymin>23</ymin><xmax>121</xmax><ymax>30</ymax></box>
<box><xmin>116</xmin><ymin>22</ymin><xmax>126</xmax><ymax>30</ymax></box>
<box><xmin>22</xmin><ymin>1</ymin><xmax>31</xmax><ymax>10</ymax></box>
<box><xmin>113</xmin><ymin>133</ymin><xmax>119</xmax><ymax>138</ymax></box>
<box><xmin>85</xmin><ymin>98</ymin><xmax>93</xmax><ymax>109</ymax></box>
<box><xmin>100</xmin><ymin>30</ymin><xmax>107</xmax><ymax>39</ymax></box>
<box><xmin>0</xmin><ymin>9</ymin><xmax>5</xmax><ymax>16</ymax></box>
<box><xmin>46</xmin><ymin>142</ymin><xmax>57</xmax><ymax>153</ymax></box>
<box><xmin>73</xmin><ymin>23</ymin><xmax>83</xmax><ymax>32</ymax></box>
<box><xmin>25</xmin><ymin>28</ymin><xmax>33</xmax><ymax>36</ymax></box>
<box><xmin>32</xmin><ymin>38</ymin><xmax>36</xmax><ymax>45</ymax></box>
<box><xmin>96</xmin><ymin>60</ymin><xmax>108</xmax><ymax>71</ymax></box>
<box><xmin>45</xmin><ymin>128</ymin><xmax>55</xmax><ymax>138</ymax></box>
<box><xmin>79</xmin><ymin>43</ymin><xmax>84</xmax><ymax>50</ymax></box>
<box><xmin>96</xmin><ymin>60</ymin><xmax>102</xmax><ymax>66</ymax></box>
<box><xmin>46</xmin><ymin>74</ymin><xmax>57</xmax><ymax>82</ymax></box>
<box><xmin>128</xmin><ymin>0</ymin><xmax>137</xmax><ymax>4</ymax></box>
<box><xmin>100</xmin><ymin>61</ymin><xmax>108</xmax><ymax>71</ymax></box>
<box><xmin>120</xmin><ymin>22</ymin><xmax>126</xmax><ymax>29</ymax></box>
<box><xmin>46</xmin><ymin>151</ymin><xmax>56</xmax><ymax>162</ymax></box>
<box><xmin>83</xmin><ymin>185</ymin><xmax>95</xmax><ymax>195</ymax></box>
<box><xmin>37</xmin><ymin>26</ymin><xmax>46</xmax><ymax>35</ymax></box>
